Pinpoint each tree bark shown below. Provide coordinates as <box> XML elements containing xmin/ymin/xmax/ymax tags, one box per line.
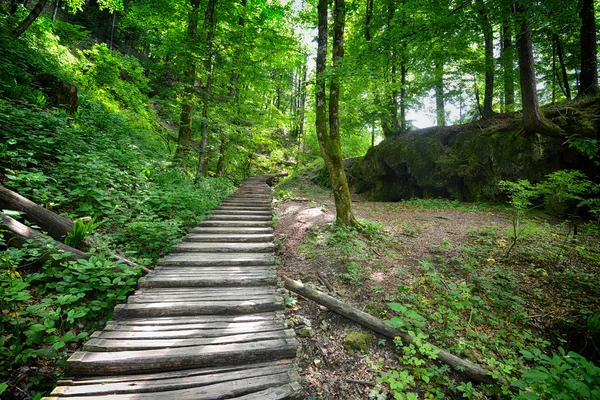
<box><xmin>176</xmin><ymin>0</ymin><xmax>201</xmax><ymax>162</ymax></box>
<box><xmin>554</xmin><ymin>34</ymin><xmax>571</xmax><ymax>100</ymax></box>
<box><xmin>501</xmin><ymin>23</ymin><xmax>515</xmax><ymax>112</ymax></box>
<box><xmin>315</xmin><ymin>0</ymin><xmax>358</xmax><ymax>227</ymax></box>
<box><xmin>12</xmin><ymin>0</ymin><xmax>48</xmax><ymax>38</ymax></box>
<box><xmin>579</xmin><ymin>0</ymin><xmax>598</xmax><ymax>96</ymax></box>
<box><xmin>52</xmin><ymin>0</ymin><xmax>60</xmax><ymax>22</ymax></box>
<box><xmin>1</xmin><ymin>212</ymin><xmax>88</xmax><ymax>262</ymax></box>
<box><xmin>478</xmin><ymin>0</ymin><xmax>495</xmax><ymax>118</ymax></box>
<box><xmin>196</xmin><ymin>0</ymin><xmax>218</xmax><ymax>182</ymax></box>
<box><xmin>365</xmin><ymin>0</ymin><xmax>374</xmax><ymax>41</ymax></box>
<box><xmin>0</xmin><ymin>185</ymin><xmax>74</xmax><ymax>242</ymax></box>
<box><xmin>514</xmin><ymin>3</ymin><xmax>563</xmax><ymax>137</ymax></box>
<box><xmin>284</xmin><ymin>278</ymin><xmax>503</xmax><ymax>385</ymax></box>
<box><xmin>435</xmin><ymin>62</ymin><xmax>445</xmax><ymax>127</ymax></box>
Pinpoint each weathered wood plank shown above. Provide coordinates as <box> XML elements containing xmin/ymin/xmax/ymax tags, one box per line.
<box><xmin>83</xmin><ymin>330</ymin><xmax>296</xmax><ymax>351</ymax></box>
<box><xmin>183</xmin><ymin>233</ymin><xmax>274</xmax><ymax>242</ymax></box>
<box><xmin>157</xmin><ymin>252</ymin><xmax>275</xmax><ymax>267</ymax></box>
<box><xmin>65</xmin><ymin>338</ymin><xmax>298</xmax><ymax>376</ymax></box>
<box><xmin>170</xmin><ymin>242</ymin><xmax>274</xmax><ymax>253</ymax></box>
<box><xmin>190</xmin><ymin>227</ymin><xmax>273</xmax><ymax>234</ymax></box>
<box><xmin>207</xmin><ymin>214</ymin><xmax>272</xmax><ymax>221</ymax></box>
<box><xmin>232</xmin><ymin>382</ymin><xmax>303</xmax><ymax>399</ymax></box>
<box><xmin>114</xmin><ymin>297</ymin><xmax>284</xmax><ymax>317</ymax></box>
<box><xmin>96</xmin><ymin>321</ymin><xmax>288</xmax><ymax>337</ymax></box>
<box><xmin>198</xmin><ymin>220</ymin><xmax>272</xmax><ymax>228</ymax></box>
<box><xmin>52</xmin><ymin>363</ymin><xmax>295</xmax><ymax>396</ymax></box>
<box><xmin>127</xmin><ymin>292</ymin><xmax>276</xmax><ymax>304</ymax></box>
<box><xmin>105</xmin><ymin>312</ymin><xmax>286</xmax><ymax>327</ymax></box>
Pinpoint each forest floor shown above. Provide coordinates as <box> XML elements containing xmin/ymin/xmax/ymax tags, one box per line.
<box><xmin>274</xmin><ymin>180</ymin><xmax>600</xmax><ymax>399</ymax></box>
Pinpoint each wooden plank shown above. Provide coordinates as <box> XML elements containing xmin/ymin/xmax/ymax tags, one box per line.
<box><xmin>207</xmin><ymin>214</ymin><xmax>271</xmax><ymax>221</ymax></box>
<box><xmin>51</xmin><ymin>363</ymin><xmax>295</xmax><ymax>396</ymax></box>
<box><xmin>48</xmin><ymin>373</ymin><xmax>295</xmax><ymax>399</ymax></box>
<box><xmin>65</xmin><ymin>338</ymin><xmax>298</xmax><ymax>376</ymax></box>
<box><xmin>96</xmin><ymin>321</ymin><xmax>288</xmax><ymax>337</ymax></box>
<box><xmin>211</xmin><ymin>210</ymin><xmax>272</xmax><ymax>215</ymax></box>
<box><xmin>113</xmin><ymin>297</ymin><xmax>284</xmax><ymax>317</ymax></box>
<box><xmin>138</xmin><ymin>277</ymin><xmax>277</xmax><ymax>288</ymax></box>
<box><xmin>132</xmin><ymin>287</ymin><xmax>283</xmax><ymax>296</ymax></box>
<box><xmin>170</xmin><ymin>242</ymin><xmax>274</xmax><ymax>253</ymax></box>
<box><xmin>127</xmin><ymin>293</ymin><xmax>276</xmax><ymax>304</ymax></box>
<box><xmin>183</xmin><ymin>233</ymin><xmax>274</xmax><ymax>242</ymax></box>
<box><xmin>157</xmin><ymin>252</ymin><xmax>275</xmax><ymax>266</ymax></box>
<box><xmin>197</xmin><ymin>220</ymin><xmax>272</xmax><ymax>228</ymax></box>
<box><xmin>189</xmin><ymin>227</ymin><xmax>273</xmax><ymax>234</ymax></box>
<box><xmin>105</xmin><ymin>312</ymin><xmax>286</xmax><ymax>327</ymax></box>
<box><xmin>83</xmin><ymin>330</ymin><xmax>296</xmax><ymax>351</ymax></box>
<box><xmin>232</xmin><ymin>382</ymin><xmax>303</xmax><ymax>399</ymax></box>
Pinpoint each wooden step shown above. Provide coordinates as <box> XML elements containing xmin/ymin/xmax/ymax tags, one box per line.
<box><xmin>49</xmin><ymin>362</ymin><xmax>300</xmax><ymax>399</ymax></box>
<box><xmin>64</xmin><ymin>338</ymin><xmax>298</xmax><ymax>376</ymax></box>
<box><xmin>157</xmin><ymin>252</ymin><xmax>275</xmax><ymax>266</ymax></box>
<box><xmin>171</xmin><ymin>242</ymin><xmax>274</xmax><ymax>253</ymax></box>
<box><xmin>138</xmin><ymin>275</ymin><xmax>278</xmax><ymax>288</ymax></box>
<box><xmin>183</xmin><ymin>234</ymin><xmax>274</xmax><ymax>242</ymax></box>
<box><xmin>190</xmin><ymin>227</ymin><xmax>273</xmax><ymax>234</ymax></box>
<box><xmin>211</xmin><ymin>210</ymin><xmax>272</xmax><ymax>215</ymax></box>
<box><xmin>114</xmin><ymin>296</ymin><xmax>284</xmax><ymax>318</ymax></box>
<box><xmin>198</xmin><ymin>220</ymin><xmax>272</xmax><ymax>228</ymax></box>
<box><xmin>207</xmin><ymin>214</ymin><xmax>272</xmax><ymax>221</ymax></box>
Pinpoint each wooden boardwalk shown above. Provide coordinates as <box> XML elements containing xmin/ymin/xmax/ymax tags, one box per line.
<box><xmin>44</xmin><ymin>176</ymin><xmax>301</xmax><ymax>399</ymax></box>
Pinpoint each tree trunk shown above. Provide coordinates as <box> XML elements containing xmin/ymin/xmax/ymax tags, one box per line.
<box><xmin>196</xmin><ymin>0</ymin><xmax>218</xmax><ymax>182</ymax></box>
<box><xmin>365</xmin><ymin>0</ymin><xmax>374</xmax><ymax>41</ymax></box>
<box><xmin>52</xmin><ymin>0</ymin><xmax>60</xmax><ymax>22</ymax></box>
<box><xmin>0</xmin><ymin>185</ymin><xmax>74</xmax><ymax>242</ymax></box>
<box><xmin>400</xmin><ymin>63</ymin><xmax>407</xmax><ymax>132</ymax></box>
<box><xmin>284</xmin><ymin>278</ymin><xmax>503</xmax><ymax>385</ymax></box>
<box><xmin>579</xmin><ymin>0</ymin><xmax>598</xmax><ymax>96</ymax></box>
<box><xmin>501</xmin><ymin>23</ymin><xmax>515</xmax><ymax>112</ymax></box>
<box><xmin>435</xmin><ymin>62</ymin><xmax>445</xmax><ymax>127</ymax></box>
<box><xmin>315</xmin><ymin>0</ymin><xmax>358</xmax><ymax>228</ymax></box>
<box><xmin>216</xmin><ymin>132</ymin><xmax>226</xmax><ymax>177</ymax></box>
<box><xmin>386</xmin><ymin>0</ymin><xmax>401</xmax><ymax>136</ymax></box>
<box><xmin>12</xmin><ymin>0</ymin><xmax>48</xmax><ymax>38</ymax></box>
<box><xmin>176</xmin><ymin>0</ymin><xmax>201</xmax><ymax>162</ymax></box>
<box><xmin>514</xmin><ymin>3</ymin><xmax>563</xmax><ymax>137</ymax></box>
<box><xmin>1</xmin><ymin>212</ymin><xmax>89</xmax><ymax>262</ymax></box>
<box><xmin>554</xmin><ymin>34</ymin><xmax>572</xmax><ymax>100</ymax></box>
<box><xmin>478</xmin><ymin>0</ymin><xmax>495</xmax><ymax>118</ymax></box>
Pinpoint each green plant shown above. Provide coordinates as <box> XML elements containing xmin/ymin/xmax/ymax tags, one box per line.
<box><xmin>565</xmin><ymin>134</ymin><xmax>599</xmax><ymax>160</ymax></box>
<box><xmin>65</xmin><ymin>217</ymin><xmax>102</xmax><ymax>247</ymax></box>
<box><xmin>514</xmin><ymin>347</ymin><xmax>600</xmax><ymax>399</ymax></box>
<box><xmin>498</xmin><ymin>179</ymin><xmax>537</xmax><ymax>257</ymax></box>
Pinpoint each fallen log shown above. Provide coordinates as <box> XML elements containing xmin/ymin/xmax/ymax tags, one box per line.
<box><xmin>284</xmin><ymin>277</ymin><xmax>503</xmax><ymax>385</ymax></box>
<box><xmin>0</xmin><ymin>184</ymin><xmax>74</xmax><ymax>242</ymax></box>
<box><xmin>1</xmin><ymin>212</ymin><xmax>89</xmax><ymax>261</ymax></box>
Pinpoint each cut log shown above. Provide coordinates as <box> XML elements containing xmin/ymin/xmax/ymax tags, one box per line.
<box><xmin>1</xmin><ymin>212</ymin><xmax>88</xmax><ymax>261</ymax></box>
<box><xmin>283</xmin><ymin>277</ymin><xmax>503</xmax><ymax>385</ymax></box>
<box><xmin>0</xmin><ymin>185</ymin><xmax>74</xmax><ymax>242</ymax></box>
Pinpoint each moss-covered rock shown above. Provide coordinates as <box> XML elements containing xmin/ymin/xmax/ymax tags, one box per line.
<box><xmin>344</xmin><ymin>331</ymin><xmax>373</xmax><ymax>352</ymax></box>
<box><xmin>351</xmin><ymin>99</ymin><xmax>599</xmax><ymax>202</ymax></box>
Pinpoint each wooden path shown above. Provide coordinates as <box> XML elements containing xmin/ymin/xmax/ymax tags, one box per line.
<box><xmin>44</xmin><ymin>176</ymin><xmax>301</xmax><ymax>399</ymax></box>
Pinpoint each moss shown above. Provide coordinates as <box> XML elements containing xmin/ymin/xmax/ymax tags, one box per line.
<box><xmin>344</xmin><ymin>331</ymin><xmax>372</xmax><ymax>352</ymax></box>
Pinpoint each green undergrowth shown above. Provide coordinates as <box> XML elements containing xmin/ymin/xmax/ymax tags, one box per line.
<box><xmin>275</xmin><ymin>163</ymin><xmax>332</xmax><ymax>202</ymax></box>
<box><xmin>297</xmin><ymin>199</ymin><xmax>600</xmax><ymax>399</ymax></box>
<box><xmin>0</xmin><ymin>24</ymin><xmax>234</xmax><ymax>398</ymax></box>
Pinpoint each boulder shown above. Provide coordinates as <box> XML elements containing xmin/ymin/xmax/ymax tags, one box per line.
<box><xmin>351</xmin><ymin>99</ymin><xmax>599</xmax><ymax>202</ymax></box>
<box><xmin>33</xmin><ymin>74</ymin><xmax>78</xmax><ymax>115</ymax></box>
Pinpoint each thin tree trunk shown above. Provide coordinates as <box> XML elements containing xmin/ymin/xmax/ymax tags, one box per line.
<box><xmin>365</xmin><ymin>0</ymin><xmax>374</xmax><ymax>41</ymax></box>
<box><xmin>284</xmin><ymin>278</ymin><xmax>504</xmax><ymax>385</ymax></box>
<box><xmin>579</xmin><ymin>0</ymin><xmax>598</xmax><ymax>96</ymax></box>
<box><xmin>387</xmin><ymin>0</ymin><xmax>400</xmax><ymax>136</ymax></box>
<box><xmin>514</xmin><ymin>3</ymin><xmax>563</xmax><ymax>137</ymax></box>
<box><xmin>176</xmin><ymin>0</ymin><xmax>201</xmax><ymax>161</ymax></box>
<box><xmin>0</xmin><ymin>185</ymin><xmax>74</xmax><ymax>242</ymax></box>
<box><xmin>551</xmin><ymin>39</ymin><xmax>557</xmax><ymax>105</ymax></box>
<box><xmin>13</xmin><ymin>0</ymin><xmax>48</xmax><ymax>38</ymax></box>
<box><xmin>109</xmin><ymin>11</ymin><xmax>116</xmax><ymax>50</ymax></box>
<box><xmin>478</xmin><ymin>0</ymin><xmax>495</xmax><ymax>117</ymax></box>
<box><xmin>554</xmin><ymin>34</ymin><xmax>571</xmax><ymax>100</ymax></box>
<box><xmin>400</xmin><ymin>63</ymin><xmax>407</xmax><ymax>132</ymax></box>
<box><xmin>196</xmin><ymin>0</ymin><xmax>218</xmax><ymax>182</ymax></box>
<box><xmin>502</xmin><ymin>23</ymin><xmax>515</xmax><ymax>112</ymax></box>
<box><xmin>216</xmin><ymin>132</ymin><xmax>226</xmax><ymax>177</ymax></box>
<box><xmin>52</xmin><ymin>0</ymin><xmax>60</xmax><ymax>22</ymax></box>
<box><xmin>435</xmin><ymin>62</ymin><xmax>445</xmax><ymax>127</ymax></box>
<box><xmin>316</xmin><ymin>0</ymin><xmax>358</xmax><ymax>227</ymax></box>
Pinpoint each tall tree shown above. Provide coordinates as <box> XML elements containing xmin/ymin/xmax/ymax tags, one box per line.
<box><xmin>553</xmin><ymin>33</ymin><xmax>572</xmax><ymax>100</ymax></box>
<box><xmin>477</xmin><ymin>0</ymin><xmax>495</xmax><ymax>117</ymax></box>
<box><xmin>435</xmin><ymin>62</ymin><xmax>445</xmax><ymax>126</ymax></box>
<box><xmin>176</xmin><ymin>0</ymin><xmax>201</xmax><ymax>162</ymax></box>
<box><xmin>196</xmin><ymin>0</ymin><xmax>218</xmax><ymax>181</ymax></box>
<box><xmin>12</xmin><ymin>0</ymin><xmax>48</xmax><ymax>38</ymax></box>
<box><xmin>514</xmin><ymin>2</ymin><xmax>562</xmax><ymax>137</ymax></box>
<box><xmin>315</xmin><ymin>0</ymin><xmax>358</xmax><ymax>227</ymax></box>
<box><xmin>578</xmin><ymin>0</ymin><xmax>598</xmax><ymax>96</ymax></box>
<box><xmin>501</xmin><ymin>22</ymin><xmax>515</xmax><ymax>111</ymax></box>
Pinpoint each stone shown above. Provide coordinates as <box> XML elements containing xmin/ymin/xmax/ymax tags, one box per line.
<box><xmin>298</xmin><ymin>327</ymin><xmax>314</xmax><ymax>338</ymax></box>
<box><xmin>344</xmin><ymin>331</ymin><xmax>372</xmax><ymax>352</ymax></box>
<box><xmin>34</xmin><ymin>74</ymin><xmax>78</xmax><ymax>115</ymax></box>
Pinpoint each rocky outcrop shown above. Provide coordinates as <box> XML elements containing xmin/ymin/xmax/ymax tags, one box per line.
<box><xmin>351</xmin><ymin>99</ymin><xmax>599</xmax><ymax>202</ymax></box>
